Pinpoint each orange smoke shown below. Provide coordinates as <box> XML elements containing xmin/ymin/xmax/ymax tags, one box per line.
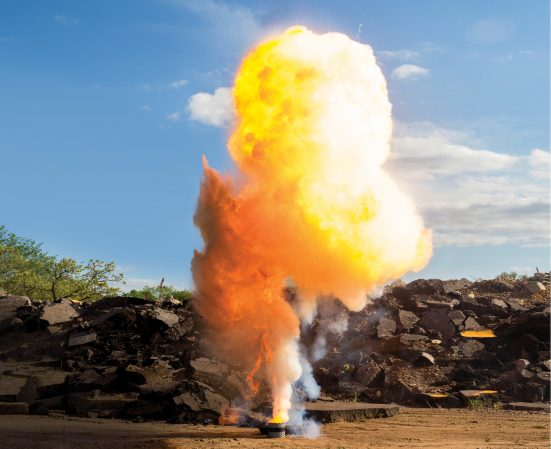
<box><xmin>192</xmin><ymin>26</ymin><xmax>432</xmax><ymax>423</ymax></box>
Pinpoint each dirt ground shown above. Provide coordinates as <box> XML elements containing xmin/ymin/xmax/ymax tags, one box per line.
<box><xmin>0</xmin><ymin>408</ymin><xmax>548</xmax><ymax>449</ymax></box>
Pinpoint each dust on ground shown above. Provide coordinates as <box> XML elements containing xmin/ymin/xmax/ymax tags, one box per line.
<box><xmin>0</xmin><ymin>408</ymin><xmax>548</xmax><ymax>449</ymax></box>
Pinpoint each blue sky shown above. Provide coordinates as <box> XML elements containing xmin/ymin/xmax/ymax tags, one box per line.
<box><xmin>1</xmin><ymin>0</ymin><xmax>549</xmax><ymax>290</ymax></box>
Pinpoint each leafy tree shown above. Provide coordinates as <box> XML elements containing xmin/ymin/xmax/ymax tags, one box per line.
<box><xmin>123</xmin><ymin>284</ymin><xmax>193</xmax><ymax>302</ymax></box>
<box><xmin>0</xmin><ymin>226</ymin><xmax>123</xmax><ymax>301</ymax></box>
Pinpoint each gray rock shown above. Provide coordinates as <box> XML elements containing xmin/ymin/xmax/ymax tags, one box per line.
<box><xmin>490</xmin><ymin>298</ymin><xmax>508</xmax><ymax>309</ymax></box>
<box><xmin>447</xmin><ymin>290</ymin><xmax>462</xmax><ymax>299</ymax></box>
<box><xmin>457</xmin><ymin>339</ymin><xmax>484</xmax><ymax>357</ymax></box>
<box><xmin>173</xmin><ymin>392</ymin><xmax>201</xmax><ymax>411</ymax></box>
<box><xmin>355</xmin><ymin>359</ymin><xmax>382</xmax><ymax>386</ymax></box>
<box><xmin>526</xmin><ymin>281</ymin><xmax>546</xmax><ymax>294</ymax></box>
<box><xmin>376</xmin><ymin>318</ymin><xmax>396</xmax><ymax>338</ymax></box>
<box><xmin>543</xmin><ymin>360</ymin><xmax>551</xmax><ymax>371</ymax></box>
<box><xmin>68</xmin><ymin>331</ymin><xmax>97</xmax><ymax>347</ymax></box>
<box><xmin>397</xmin><ymin>310</ymin><xmax>419</xmax><ymax>330</ymax></box>
<box><xmin>406</xmin><ymin>279</ymin><xmax>445</xmax><ymax>296</ymax></box>
<box><xmin>41</xmin><ymin>302</ymin><xmax>79</xmax><ymax>325</ymax></box>
<box><xmin>152</xmin><ymin>308</ymin><xmax>179</xmax><ymax>327</ymax></box>
<box><xmin>0</xmin><ymin>296</ymin><xmax>31</xmax><ymax>332</ymax></box>
<box><xmin>448</xmin><ymin>310</ymin><xmax>466</xmax><ymax>328</ymax></box>
<box><xmin>392</xmin><ymin>286</ymin><xmax>411</xmax><ymax>302</ymax></box>
<box><xmin>418</xmin><ymin>309</ymin><xmax>456</xmax><ymax>340</ymax></box>
<box><xmin>399</xmin><ymin>334</ymin><xmax>429</xmax><ymax>345</ymax></box>
<box><xmin>505</xmin><ymin>298</ymin><xmax>528</xmax><ymax>312</ymax></box>
<box><xmin>203</xmin><ymin>390</ymin><xmax>229</xmax><ymax>414</ymax></box>
<box><xmin>415</xmin><ymin>352</ymin><xmax>435</xmax><ymax>367</ymax></box>
<box><xmin>190</xmin><ymin>357</ymin><xmax>229</xmax><ymax>387</ymax></box>
<box><xmin>463</xmin><ymin>317</ymin><xmax>483</xmax><ymax>331</ymax></box>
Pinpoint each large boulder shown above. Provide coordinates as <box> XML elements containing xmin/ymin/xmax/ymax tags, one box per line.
<box><xmin>41</xmin><ymin>301</ymin><xmax>79</xmax><ymax>326</ymax></box>
<box><xmin>0</xmin><ymin>296</ymin><xmax>31</xmax><ymax>332</ymax></box>
<box><xmin>418</xmin><ymin>309</ymin><xmax>456</xmax><ymax>340</ymax></box>
<box><xmin>406</xmin><ymin>279</ymin><xmax>445</xmax><ymax>296</ymax></box>
<box><xmin>397</xmin><ymin>310</ymin><xmax>419</xmax><ymax>330</ymax></box>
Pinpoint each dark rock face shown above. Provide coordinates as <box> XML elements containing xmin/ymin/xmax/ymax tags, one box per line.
<box><xmin>418</xmin><ymin>309</ymin><xmax>456</xmax><ymax>341</ymax></box>
<box><xmin>0</xmin><ymin>296</ymin><xmax>30</xmax><ymax>333</ymax></box>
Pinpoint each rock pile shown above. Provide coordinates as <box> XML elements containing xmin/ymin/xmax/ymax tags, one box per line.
<box><xmin>0</xmin><ymin>272</ymin><xmax>548</xmax><ymax>422</ymax></box>
<box><xmin>309</xmin><ymin>273</ymin><xmax>550</xmax><ymax>407</ymax></box>
<box><xmin>0</xmin><ymin>295</ymin><xmax>250</xmax><ymax>423</ymax></box>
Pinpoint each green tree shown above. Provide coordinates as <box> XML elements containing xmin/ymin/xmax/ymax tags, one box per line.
<box><xmin>0</xmin><ymin>226</ymin><xmax>123</xmax><ymax>301</ymax></box>
<box><xmin>123</xmin><ymin>284</ymin><xmax>193</xmax><ymax>302</ymax></box>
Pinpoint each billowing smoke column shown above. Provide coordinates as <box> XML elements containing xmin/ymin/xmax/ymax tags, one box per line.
<box><xmin>192</xmin><ymin>26</ymin><xmax>432</xmax><ymax>423</ymax></box>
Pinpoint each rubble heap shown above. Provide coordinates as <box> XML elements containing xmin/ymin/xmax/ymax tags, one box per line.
<box><xmin>0</xmin><ymin>272</ymin><xmax>549</xmax><ymax>422</ymax></box>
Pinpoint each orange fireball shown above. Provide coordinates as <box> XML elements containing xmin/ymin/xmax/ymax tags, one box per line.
<box><xmin>193</xmin><ymin>26</ymin><xmax>432</xmax><ymax>423</ymax></box>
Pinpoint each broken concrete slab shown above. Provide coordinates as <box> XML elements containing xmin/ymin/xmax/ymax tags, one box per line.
<box><xmin>504</xmin><ymin>402</ymin><xmax>550</xmax><ymax>412</ymax></box>
<box><xmin>414</xmin><ymin>393</ymin><xmax>462</xmax><ymax>408</ymax></box>
<box><xmin>305</xmin><ymin>401</ymin><xmax>399</xmax><ymax>423</ymax></box>
<box><xmin>151</xmin><ymin>308</ymin><xmax>179</xmax><ymax>327</ymax></box>
<box><xmin>68</xmin><ymin>331</ymin><xmax>97</xmax><ymax>347</ymax></box>
<box><xmin>0</xmin><ymin>402</ymin><xmax>29</xmax><ymax>414</ymax></box>
<box><xmin>41</xmin><ymin>302</ymin><xmax>79</xmax><ymax>326</ymax></box>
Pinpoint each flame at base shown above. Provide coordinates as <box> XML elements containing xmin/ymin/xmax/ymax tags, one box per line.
<box><xmin>192</xmin><ymin>26</ymin><xmax>432</xmax><ymax>425</ymax></box>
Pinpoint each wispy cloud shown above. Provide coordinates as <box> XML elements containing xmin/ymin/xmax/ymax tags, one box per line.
<box><xmin>187</xmin><ymin>87</ymin><xmax>233</xmax><ymax>127</ymax></box>
<box><xmin>139</xmin><ymin>105</ymin><xmax>151</xmax><ymax>111</ymax></box>
<box><xmin>138</xmin><ymin>79</ymin><xmax>189</xmax><ymax>90</ymax></box>
<box><xmin>387</xmin><ymin>122</ymin><xmax>550</xmax><ymax>247</ymax></box>
<box><xmin>166</xmin><ymin>111</ymin><xmax>183</xmax><ymax>122</ymax></box>
<box><xmin>377</xmin><ymin>49</ymin><xmax>420</xmax><ymax>61</ymax></box>
<box><xmin>168</xmin><ymin>79</ymin><xmax>188</xmax><ymax>89</ymax></box>
<box><xmin>53</xmin><ymin>15</ymin><xmax>82</xmax><ymax>26</ymax></box>
<box><xmin>495</xmin><ymin>49</ymin><xmax>538</xmax><ymax>63</ymax></box>
<box><xmin>392</xmin><ymin>64</ymin><xmax>430</xmax><ymax>80</ymax></box>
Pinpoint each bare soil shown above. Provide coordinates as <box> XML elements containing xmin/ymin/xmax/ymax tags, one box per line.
<box><xmin>0</xmin><ymin>408</ymin><xmax>549</xmax><ymax>449</ymax></box>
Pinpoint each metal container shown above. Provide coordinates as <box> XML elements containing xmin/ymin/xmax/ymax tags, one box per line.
<box><xmin>267</xmin><ymin>422</ymin><xmax>286</xmax><ymax>438</ymax></box>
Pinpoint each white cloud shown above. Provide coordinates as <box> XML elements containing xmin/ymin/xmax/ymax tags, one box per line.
<box><xmin>53</xmin><ymin>15</ymin><xmax>82</xmax><ymax>25</ymax></box>
<box><xmin>377</xmin><ymin>49</ymin><xmax>420</xmax><ymax>61</ymax></box>
<box><xmin>392</xmin><ymin>64</ymin><xmax>430</xmax><ymax>80</ymax></box>
<box><xmin>529</xmin><ymin>148</ymin><xmax>551</xmax><ymax>179</ymax></box>
<box><xmin>166</xmin><ymin>111</ymin><xmax>183</xmax><ymax>122</ymax></box>
<box><xmin>187</xmin><ymin>87</ymin><xmax>233</xmax><ymax>127</ymax></box>
<box><xmin>168</xmin><ymin>79</ymin><xmax>188</xmax><ymax>89</ymax></box>
<box><xmin>139</xmin><ymin>105</ymin><xmax>151</xmax><ymax>111</ymax></box>
<box><xmin>386</xmin><ymin>123</ymin><xmax>550</xmax><ymax>248</ymax></box>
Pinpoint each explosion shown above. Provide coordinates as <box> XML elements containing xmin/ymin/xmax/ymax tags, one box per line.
<box><xmin>192</xmin><ymin>26</ymin><xmax>432</xmax><ymax>424</ymax></box>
